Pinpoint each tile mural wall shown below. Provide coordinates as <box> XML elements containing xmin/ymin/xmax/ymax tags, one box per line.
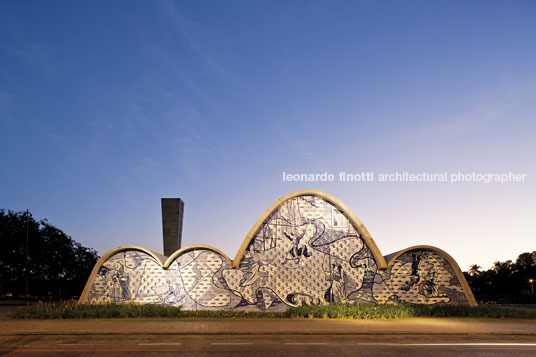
<box><xmin>82</xmin><ymin>194</ymin><xmax>474</xmax><ymax>309</ymax></box>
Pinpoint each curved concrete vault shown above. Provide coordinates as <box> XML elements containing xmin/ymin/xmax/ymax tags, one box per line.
<box><xmin>80</xmin><ymin>190</ymin><xmax>477</xmax><ymax>309</ymax></box>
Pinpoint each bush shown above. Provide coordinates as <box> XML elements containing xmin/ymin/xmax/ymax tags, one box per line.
<box><xmin>10</xmin><ymin>302</ymin><xmax>536</xmax><ymax>319</ymax></box>
<box><xmin>285</xmin><ymin>303</ymin><xmax>536</xmax><ymax>319</ymax></box>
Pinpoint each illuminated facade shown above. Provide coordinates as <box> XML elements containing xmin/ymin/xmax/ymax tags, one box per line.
<box><xmin>79</xmin><ymin>190</ymin><xmax>476</xmax><ymax>309</ymax></box>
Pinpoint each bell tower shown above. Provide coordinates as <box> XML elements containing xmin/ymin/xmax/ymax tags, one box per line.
<box><xmin>161</xmin><ymin>198</ymin><xmax>184</xmax><ymax>256</ymax></box>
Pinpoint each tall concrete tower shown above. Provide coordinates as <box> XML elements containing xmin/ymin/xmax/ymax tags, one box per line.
<box><xmin>161</xmin><ymin>198</ymin><xmax>184</xmax><ymax>256</ymax></box>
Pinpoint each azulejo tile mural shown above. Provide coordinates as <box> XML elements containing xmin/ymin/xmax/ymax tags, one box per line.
<box><xmin>80</xmin><ymin>191</ymin><xmax>477</xmax><ymax>309</ymax></box>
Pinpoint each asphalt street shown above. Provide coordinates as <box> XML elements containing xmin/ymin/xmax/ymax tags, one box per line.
<box><xmin>1</xmin><ymin>318</ymin><xmax>536</xmax><ymax>356</ymax></box>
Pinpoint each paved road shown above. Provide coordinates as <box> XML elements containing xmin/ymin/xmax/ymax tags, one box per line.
<box><xmin>2</xmin><ymin>333</ymin><xmax>536</xmax><ymax>356</ymax></box>
<box><xmin>1</xmin><ymin>318</ymin><xmax>536</xmax><ymax>356</ymax></box>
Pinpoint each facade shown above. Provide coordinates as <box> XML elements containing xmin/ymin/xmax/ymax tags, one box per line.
<box><xmin>79</xmin><ymin>190</ymin><xmax>477</xmax><ymax>309</ymax></box>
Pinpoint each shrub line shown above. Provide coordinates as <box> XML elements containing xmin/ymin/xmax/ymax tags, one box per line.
<box><xmin>9</xmin><ymin>301</ymin><xmax>536</xmax><ymax>320</ymax></box>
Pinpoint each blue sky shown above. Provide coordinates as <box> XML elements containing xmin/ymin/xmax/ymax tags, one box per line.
<box><xmin>1</xmin><ymin>0</ymin><xmax>535</xmax><ymax>270</ymax></box>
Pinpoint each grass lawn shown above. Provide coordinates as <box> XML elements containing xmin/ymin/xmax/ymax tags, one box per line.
<box><xmin>9</xmin><ymin>301</ymin><xmax>536</xmax><ymax>320</ymax></box>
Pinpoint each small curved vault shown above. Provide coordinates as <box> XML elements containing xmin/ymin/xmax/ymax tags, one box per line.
<box><xmin>80</xmin><ymin>190</ymin><xmax>477</xmax><ymax>309</ymax></box>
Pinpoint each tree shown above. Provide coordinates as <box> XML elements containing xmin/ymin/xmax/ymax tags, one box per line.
<box><xmin>468</xmin><ymin>264</ymin><xmax>482</xmax><ymax>276</ymax></box>
<box><xmin>492</xmin><ymin>260</ymin><xmax>514</xmax><ymax>275</ymax></box>
<box><xmin>0</xmin><ymin>209</ymin><xmax>99</xmax><ymax>299</ymax></box>
<box><xmin>465</xmin><ymin>252</ymin><xmax>536</xmax><ymax>304</ymax></box>
<box><xmin>515</xmin><ymin>253</ymin><xmax>535</xmax><ymax>272</ymax></box>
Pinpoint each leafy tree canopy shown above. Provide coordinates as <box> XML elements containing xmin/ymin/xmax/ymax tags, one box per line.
<box><xmin>465</xmin><ymin>251</ymin><xmax>536</xmax><ymax>304</ymax></box>
<box><xmin>0</xmin><ymin>209</ymin><xmax>99</xmax><ymax>299</ymax></box>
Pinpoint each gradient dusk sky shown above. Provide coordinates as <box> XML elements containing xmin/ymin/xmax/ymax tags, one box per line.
<box><xmin>1</xmin><ymin>0</ymin><xmax>535</xmax><ymax>271</ymax></box>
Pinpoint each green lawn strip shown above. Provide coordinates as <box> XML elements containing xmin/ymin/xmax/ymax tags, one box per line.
<box><xmin>9</xmin><ymin>302</ymin><xmax>536</xmax><ymax>319</ymax></box>
<box><xmin>288</xmin><ymin>303</ymin><xmax>536</xmax><ymax>319</ymax></box>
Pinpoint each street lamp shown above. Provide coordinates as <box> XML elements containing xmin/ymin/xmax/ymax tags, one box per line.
<box><xmin>530</xmin><ymin>278</ymin><xmax>534</xmax><ymax>296</ymax></box>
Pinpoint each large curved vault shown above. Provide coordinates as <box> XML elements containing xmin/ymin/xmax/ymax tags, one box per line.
<box><xmin>80</xmin><ymin>190</ymin><xmax>477</xmax><ymax>309</ymax></box>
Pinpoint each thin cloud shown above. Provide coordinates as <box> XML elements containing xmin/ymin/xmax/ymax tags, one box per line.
<box><xmin>415</xmin><ymin>95</ymin><xmax>518</xmax><ymax>143</ymax></box>
<box><xmin>0</xmin><ymin>32</ymin><xmax>53</xmax><ymax>74</ymax></box>
<box><xmin>158</xmin><ymin>0</ymin><xmax>239</xmax><ymax>83</ymax></box>
<box><xmin>0</xmin><ymin>92</ymin><xmax>15</xmax><ymax>123</ymax></box>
